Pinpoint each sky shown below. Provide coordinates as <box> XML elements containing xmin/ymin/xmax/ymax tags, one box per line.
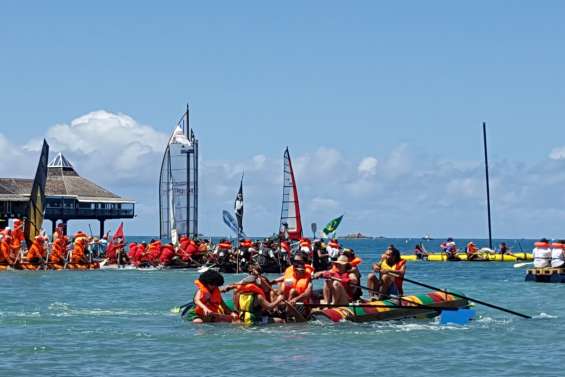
<box><xmin>1</xmin><ymin>1</ymin><xmax>565</xmax><ymax>238</ymax></box>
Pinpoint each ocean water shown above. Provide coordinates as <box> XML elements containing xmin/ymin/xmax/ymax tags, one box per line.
<box><xmin>1</xmin><ymin>238</ymin><xmax>563</xmax><ymax>377</ymax></box>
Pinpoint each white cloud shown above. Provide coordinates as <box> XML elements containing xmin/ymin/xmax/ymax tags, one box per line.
<box><xmin>310</xmin><ymin>197</ymin><xmax>339</xmax><ymax>211</ymax></box>
<box><xmin>358</xmin><ymin>157</ymin><xmax>378</xmax><ymax>177</ymax></box>
<box><xmin>550</xmin><ymin>147</ymin><xmax>565</xmax><ymax>160</ymax></box>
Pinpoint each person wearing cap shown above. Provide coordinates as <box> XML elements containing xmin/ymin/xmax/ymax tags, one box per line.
<box><xmin>367</xmin><ymin>246</ymin><xmax>407</xmax><ymax>298</ymax></box>
<box><xmin>186</xmin><ymin>270</ymin><xmax>236</xmax><ymax>323</ymax></box>
<box><xmin>314</xmin><ymin>255</ymin><xmax>359</xmax><ymax>305</ymax></box>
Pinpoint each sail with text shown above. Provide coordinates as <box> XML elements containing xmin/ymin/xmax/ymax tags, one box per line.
<box><xmin>279</xmin><ymin>147</ymin><xmax>303</xmax><ymax>241</ymax></box>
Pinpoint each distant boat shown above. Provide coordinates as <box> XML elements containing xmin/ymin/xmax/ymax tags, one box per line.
<box><xmin>339</xmin><ymin>232</ymin><xmax>372</xmax><ymax>240</ymax></box>
<box><xmin>279</xmin><ymin>148</ymin><xmax>302</xmax><ymax>241</ymax></box>
<box><xmin>422</xmin><ymin>235</ymin><xmax>433</xmax><ymax>241</ymax></box>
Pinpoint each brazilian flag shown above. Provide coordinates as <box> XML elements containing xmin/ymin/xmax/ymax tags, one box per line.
<box><xmin>322</xmin><ymin>215</ymin><xmax>343</xmax><ymax>237</ymax></box>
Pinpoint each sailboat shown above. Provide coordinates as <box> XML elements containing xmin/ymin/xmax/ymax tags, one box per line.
<box><xmin>159</xmin><ymin>107</ymin><xmax>199</xmax><ymax>241</ymax></box>
<box><xmin>24</xmin><ymin>140</ymin><xmax>49</xmax><ymax>248</ymax></box>
<box><xmin>279</xmin><ymin>147</ymin><xmax>303</xmax><ymax>241</ymax></box>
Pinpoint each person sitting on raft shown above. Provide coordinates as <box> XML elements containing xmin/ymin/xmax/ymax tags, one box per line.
<box><xmin>312</xmin><ymin>239</ymin><xmax>330</xmax><ymax>271</ymax></box>
<box><xmin>367</xmin><ymin>246</ymin><xmax>407</xmax><ymax>299</ymax></box>
<box><xmin>228</xmin><ymin>269</ymin><xmax>286</xmax><ymax>325</ymax></box>
<box><xmin>441</xmin><ymin>238</ymin><xmax>460</xmax><ymax>260</ymax></box>
<box><xmin>498</xmin><ymin>242</ymin><xmax>514</xmax><ymax>257</ymax></box>
<box><xmin>25</xmin><ymin>235</ymin><xmax>47</xmax><ymax>264</ymax></box>
<box><xmin>314</xmin><ymin>255</ymin><xmax>359</xmax><ymax>305</ymax></box>
<box><xmin>465</xmin><ymin>241</ymin><xmax>483</xmax><ymax>261</ymax></box>
<box><xmin>414</xmin><ymin>244</ymin><xmax>429</xmax><ymax>260</ymax></box>
<box><xmin>188</xmin><ymin>270</ymin><xmax>237</xmax><ymax>323</ymax></box>
<box><xmin>271</xmin><ymin>258</ymin><xmax>313</xmax><ymax>305</ymax></box>
<box><xmin>533</xmin><ymin>238</ymin><xmax>552</xmax><ymax>268</ymax></box>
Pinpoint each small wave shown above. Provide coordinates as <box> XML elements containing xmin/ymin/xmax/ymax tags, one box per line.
<box><xmin>533</xmin><ymin>312</ymin><xmax>558</xmax><ymax>319</ymax></box>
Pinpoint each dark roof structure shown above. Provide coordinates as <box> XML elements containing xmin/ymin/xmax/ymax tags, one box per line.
<box><xmin>0</xmin><ymin>153</ymin><xmax>132</xmax><ymax>203</ymax></box>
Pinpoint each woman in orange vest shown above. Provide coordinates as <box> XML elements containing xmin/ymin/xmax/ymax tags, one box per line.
<box><xmin>50</xmin><ymin>235</ymin><xmax>68</xmax><ymax>264</ymax></box>
<box><xmin>189</xmin><ymin>270</ymin><xmax>235</xmax><ymax>323</ymax></box>
<box><xmin>367</xmin><ymin>246</ymin><xmax>407</xmax><ymax>298</ymax></box>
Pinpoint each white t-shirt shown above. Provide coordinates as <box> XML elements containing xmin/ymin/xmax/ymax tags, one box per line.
<box><xmin>533</xmin><ymin>247</ymin><xmax>551</xmax><ymax>268</ymax></box>
<box><xmin>551</xmin><ymin>248</ymin><xmax>565</xmax><ymax>268</ymax></box>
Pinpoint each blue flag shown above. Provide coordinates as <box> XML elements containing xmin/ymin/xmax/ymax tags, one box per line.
<box><xmin>223</xmin><ymin>210</ymin><xmax>245</xmax><ymax>237</ymax></box>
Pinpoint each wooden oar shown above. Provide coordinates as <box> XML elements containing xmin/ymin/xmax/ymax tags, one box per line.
<box><xmin>390</xmin><ymin>273</ymin><xmax>531</xmax><ymax>319</ymax></box>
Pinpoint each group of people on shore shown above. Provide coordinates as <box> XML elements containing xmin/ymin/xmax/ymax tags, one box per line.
<box><xmin>187</xmin><ymin>243</ymin><xmax>407</xmax><ymax>325</ymax></box>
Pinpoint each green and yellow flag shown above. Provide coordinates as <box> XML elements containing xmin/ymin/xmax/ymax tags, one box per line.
<box><xmin>322</xmin><ymin>215</ymin><xmax>343</xmax><ymax>237</ymax></box>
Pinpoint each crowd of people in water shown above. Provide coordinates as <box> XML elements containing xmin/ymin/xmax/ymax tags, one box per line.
<box><xmin>186</xmin><ymin>244</ymin><xmax>407</xmax><ymax>324</ymax></box>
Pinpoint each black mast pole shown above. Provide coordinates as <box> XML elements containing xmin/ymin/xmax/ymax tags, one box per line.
<box><xmin>483</xmin><ymin>122</ymin><xmax>493</xmax><ymax>250</ymax></box>
<box><xmin>186</xmin><ymin>104</ymin><xmax>190</xmax><ymax>238</ymax></box>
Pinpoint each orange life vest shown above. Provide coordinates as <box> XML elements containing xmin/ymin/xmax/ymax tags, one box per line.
<box><xmin>534</xmin><ymin>242</ymin><xmax>550</xmax><ymax>248</ymax></box>
<box><xmin>236</xmin><ymin>283</ymin><xmax>267</xmax><ymax>299</ymax></box>
<box><xmin>218</xmin><ymin>242</ymin><xmax>232</xmax><ymax>250</ymax></box>
<box><xmin>299</xmin><ymin>239</ymin><xmax>311</xmax><ymax>248</ymax></box>
<box><xmin>281</xmin><ymin>266</ymin><xmax>312</xmax><ymax>297</ymax></box>
<box><xmin>551</xmin><ymin>243</ymin><xmax>564</xmax><ymax>249</ymax></box>
<box><xmin>194</xmin><ymin>279</ymin><xmax>223</xmax><ymax>317</ymax></box>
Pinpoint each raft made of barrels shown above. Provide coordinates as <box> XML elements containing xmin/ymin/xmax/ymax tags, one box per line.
<box><xmin>402</xmin><ymin>253</ymin><xmax>533</xmax><ymax>262</ymax></box>
<box><xmin>312</xmin><ymin>291</ymin><xmax>469</xmax><ymax>322</ymax></box>
<box><xmin>525</xmin><ymin>267</ymin><xmax>565</xmax><ymax>283</ymax></box>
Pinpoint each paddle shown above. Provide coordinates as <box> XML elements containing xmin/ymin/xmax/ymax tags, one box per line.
<box><xmin>390</xmin><ymin>273</ymin><xmax>531</xmax><ymax>319</ymax></box>
<box><xmin>514</xmin><ymin>262</ymin><xmax>533</xmax><ymax>269</ymax></box>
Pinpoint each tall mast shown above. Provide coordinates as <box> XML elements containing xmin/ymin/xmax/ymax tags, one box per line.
<box><xmin>483</xmin><ymin>122</ymin><xmax>493</xmax><ymax>250</ymax></box>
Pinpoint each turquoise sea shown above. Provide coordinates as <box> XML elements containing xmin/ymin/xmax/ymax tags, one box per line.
<box><xmin>1</xmin><ymin>238</ymin><xmax>562</xmax><ymax>377</ymax></box>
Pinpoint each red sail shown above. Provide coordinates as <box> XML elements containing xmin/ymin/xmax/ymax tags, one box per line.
<box><xmin>279</xmin><ymin>148</ymin><xmax>303</xmax><ymax>241</ymax></box>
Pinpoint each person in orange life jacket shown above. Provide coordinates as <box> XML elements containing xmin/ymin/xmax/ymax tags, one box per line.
<box><xmin>25</xmin><ymin>235</ymin><xmax>47</xmax><ymax>264</ymax></box>
<box><xmin>10</xmin><ymin>219</ymin><xmax>25</xmax><ymax>257</ymax></box>
<box><xmin>314</xmin><ymin>255</ymin><xmax>359</xmax><ymax>305</ymax></box>
<box><xmin>159</xmin><ymin>243</ymin><xmax>176</xmax><ymax>266</ymax></box>
<box><xmin>0</xmin><ymin>232</ymin><xmax>14</xmax><ymax>264</ymax></box>
<box><xmin>71</xmin><ymin>236</ymin><xmax>89</xmax><ymax>264</ymax></box>
<box><xmin>229</xmin><ymin>267</ymin><xmax>286</xmax><ymax>324</ymax></box>
<box><xmin>192</xmin><ymin>270</ymin><xmax>235</xmax><ymax>323</ymax></box>
<box><xmin>465</xmin><ymin>241</ymin><xmax>483</xmax><ymax>261</ymax></box>
<box><xmin>367</xmin><ymin>246</ymin><xmax>407</xmax><ymax>299</ymax></box>
<box><xmin>270</xmin><ymin>259</ymin><xmax>313</xmax><ymax>305</ymax></box>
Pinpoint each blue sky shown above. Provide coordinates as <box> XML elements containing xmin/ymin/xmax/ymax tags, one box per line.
<box><xmin>1</xmin><ymin>1</ymin><xmax>565</xmax><ymax>238</ymax></box>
